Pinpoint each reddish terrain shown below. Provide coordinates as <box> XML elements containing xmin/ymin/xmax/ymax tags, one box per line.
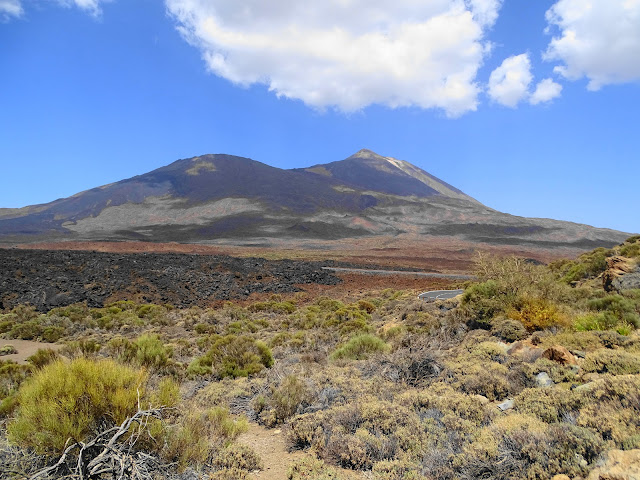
<box><xmin>13</xmin><ymin>234</ymin><xmax>577</xmax><ymax>271</ymax></box>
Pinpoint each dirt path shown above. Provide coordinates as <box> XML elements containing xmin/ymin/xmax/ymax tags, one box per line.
<box><xmin>237</xmin><ymin>423</ymin><xmax>304</xmax><ymax>480</ymax></box>
<box><xmin>237</xmin><ymin>423</ymin><xmax>365</xmax><ymax>480</ymax></box>
<box><xmin>0</xmin><ymin>339</ymin><xmax>62</xmax><ymax>364</ymax></box>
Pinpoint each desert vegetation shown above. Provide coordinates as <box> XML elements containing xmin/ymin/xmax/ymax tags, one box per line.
<box><xmin>1</xmin><ymin>237</ymin><xmax>639</xmax><ymax>479</ymax></box>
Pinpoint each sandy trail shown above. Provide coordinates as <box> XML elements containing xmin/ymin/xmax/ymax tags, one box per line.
<box><xmin>0</xmin><ymin>339</ymin><xmax>62</xmax><ymax>364</ymax></box>
<box><xmin>237</xmin><ymin>423</ymin><xmax>364</xmax><ymax>480</ymax></box>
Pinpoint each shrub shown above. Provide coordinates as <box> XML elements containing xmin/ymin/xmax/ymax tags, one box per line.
<box><xmin>188</xmin><ymin>335</ymin><xmax>273</xmax><ymax>379</ymax></box>
<box><xmin>213</xmin><ymin>444</ymin><xmax>262</xmax><ymax>471</ymax></box>
<box><xmin>61</xmin><ymin>338</ymin><xmax>101</xmax><ymax>358</ymax></box>
<box><xmin>210</xmin><ymin>468</ymin><xmax>249</xmax><ymax>480</ymax></box>
<box><xmin>248</xmin><ymin>300</ymin><xmax>296</xmax><ymax>314</ymax></box>
<box><xmin>0</xmin><ymin>345</ymin><xmax>18</xmax><ymax>356</ymax></box>
<box><xmin>460</xmin><ymin>280</ymin><xmax>504</xmax><ymax>328</ymax></box>
<box><xmin>150</xmin><ymin>377</ymin><xmax>180</xmax><ymax>408</ymax></box>
<box><xmin>559</xmin><ymin>247</ymin><xmax>614</xmax><ymax>283</ymax></box>
<box><xmin>163</xmin><ymin>406</ymin><xmax>248</xmax><ymax>469</ymax></box>
<box><xmin>330</xmin><ymin>334</ymin><xmax>389</xmax><ymax>361</ymax></box>
<box><xmin>26</xmin><ymin>348</ymin><xmax>59</xmax><ymax>369</ymax></box>
<box><xmin>270</xmin><ymin>375</ymin><xmax>310</xmax><ymax>423</ymax></box>
<box><xmin>587</xmin><ymin>295</ymin><xmax>640</xmax><ymax>329</ymax></box>
<box><xmin>462</xmin><ymin>415</ymin><xmax>603</xmax><ymax>479</ymax></box>
<box><xmin>0</xmin><ymin>360</ymin><xmax>31</xmax><ymax>416</ymax></box>
<box><xmin>491</xmin><ymin>318</ymin><xmax>528</xmax><ymax>342</ymax></box>
<box><xmin>8</xmin><ymin>358</ymin><xmax>147</xmax><ymax>453</ymax></box>
<box><xmin>287</xmin><ymin>456</ymin><xmax>345</xmax><ymax>480</ymax></box>
<box><xmin>134</xmin><ymin>334</ymin><xmax>173</xmax><ymax>369</ymax></box>
<box><xmin>582</xmin><ymin>349</ymin><xmax>640</xmax><ymax>375</ymax></box>
<box><xmin>507</xmin><ymin>297</ymin><xmax>569</xmax><ymax>332</ymax></box>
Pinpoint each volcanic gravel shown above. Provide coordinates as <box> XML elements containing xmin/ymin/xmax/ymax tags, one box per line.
<box><xmin>0</xmin><ymin>248</ymin><xmax>341</xmax><ymax>311</ymax></box>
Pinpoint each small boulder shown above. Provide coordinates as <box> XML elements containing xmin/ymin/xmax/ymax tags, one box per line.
<box><xmin>535</xmin><ymin>372</ymin><xmax>554</xmax><ymax>388</ymax></box>
<box><xmin>508</xmin><ymin>340</ymin><xmax>542</xmax><ymax>361</ymax></box>
<box><xmin>587</xmin><ymin>449</ymin><xmax>640</xmax><ymax>480</ymax></box>
<box><xmin>497</xmin><ymin>399</ymin><xmax>514</xmax><ymax>411</ymax></box>
<box><xmin>542</xmin><ymin>345</ymin><xmax>577</xmax><ymax>366</ymax></box>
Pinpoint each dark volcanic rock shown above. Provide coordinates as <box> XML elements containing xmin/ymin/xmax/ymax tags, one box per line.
<box><xmin>0</xmin><ymin>249</ymin><xmax>340</xmax><ymax>311</ymax></box>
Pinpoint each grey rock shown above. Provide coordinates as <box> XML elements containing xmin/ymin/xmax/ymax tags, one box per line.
<box><xmin>613</xmin><ymin>267</ymin><xmax>640</xmax><ymax>291</ymax></box>
<box><xmin>497</xmin><ymin>399</ymin><xmax>514</xmax><ymax>411</ymax></box>
<box><xmin>535</xmin><ymin>372</ymin><xmax>554</xmax><ymax>387</ymax></box>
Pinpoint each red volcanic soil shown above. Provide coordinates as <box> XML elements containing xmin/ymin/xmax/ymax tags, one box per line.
<box><xmin>12</xmin><ymin>234</ymin><xmax>578</xmax><ymax>273</ymax></box>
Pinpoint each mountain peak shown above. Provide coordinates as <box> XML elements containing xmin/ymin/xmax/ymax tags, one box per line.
<box><xmin>349</xmin><ymin>148</ymin><xmax>390</xmax><ymax>162</ymax></box>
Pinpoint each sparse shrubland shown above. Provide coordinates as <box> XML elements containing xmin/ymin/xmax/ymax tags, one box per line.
<box><xmin>2</xmin><ymin>236</ymin><xmax>640</xmax><ymax>478</ymax></box>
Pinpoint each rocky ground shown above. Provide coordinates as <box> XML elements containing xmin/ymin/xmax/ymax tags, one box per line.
<box><xmin>0</xmin><ymin>248</ymin><xmax>342</xmax><ymax>311</ymax></box>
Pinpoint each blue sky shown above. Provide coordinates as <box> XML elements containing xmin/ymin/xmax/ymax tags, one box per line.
<box><xmin>1</xmin><ymin>0</ymin><xmax>639</xmax><ymax>233</ymax></box>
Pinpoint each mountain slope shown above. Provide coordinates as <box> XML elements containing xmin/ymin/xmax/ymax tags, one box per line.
<box><xmin>0</xmin><ymin>150</ymin><xmax>631</xmax><ymax>248</ymax></box>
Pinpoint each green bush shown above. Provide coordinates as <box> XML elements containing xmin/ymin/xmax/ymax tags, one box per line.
<box><xmin>559</xmin><ymin>247</ymin><xmax>614</xmax><ymax>283</ymax></box>
<box><xmin>460</xmin><ymin>280</ymin><xmax>504</xmax><ymax>328</ymax></box>
<box><xmin>248</xmin><ymin>300</ymin><xmax>296</xmax><ymax>314</ymax></box>
<box><xmin>26</xmin><ymin>348</ymin><xmax>59</xmax><ymax>369</ymax></box>
<box><xmin>0</xmin><ymin>345</ymin><xmax>18</xmax><ymax>356</ymax></box>
<box><xmin>587</xmin><ymin>295</ymin><xmax>640</xmax><ymax>329</ymax></box>
<box><xmin>134</xmin><ymin>334</ymin><xmax>173</xmax><ymax>369</ymax></box>
<box><xmin>187</xmin><ymin>335</ymin><xmax>273</xmax><ymax>379</ymax></box>
<box><xmin>8</xmin><ymin>358</ymin><xmax>147</xmax><ymax>453</ymax></box>
<box><xmin>330</xmin><ymin>334</ymin><xmax>389</xmax><ymax>361</ymax></box>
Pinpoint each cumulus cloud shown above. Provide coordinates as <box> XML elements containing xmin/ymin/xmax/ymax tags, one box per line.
<box><xmin>530</xmin><ymin>78</ymin><xmax>562</xmax><ymax>105</ymax></box>
<box><xmin>487</xmin><ymin>53</ymin><xmax>533</xmax><ymax>107</ymax></box>
<box><xmin>0</xmin><ymin>0</ymin><xmax>23</xmax><ymax>19</ymax></box>
<box><xmin>545</xmin><ymin>0</ymin><xmax>640</xmax><ymax>90</ymax></box>
<box><xmin>166</xmin><ymin>0</ymin><xmax>504</xmax><ymax>116</ymax></box>
<box><xmin>55</xmin><ymin>0</ymin><xmax>111</xmax><ymax>17</ymax></box>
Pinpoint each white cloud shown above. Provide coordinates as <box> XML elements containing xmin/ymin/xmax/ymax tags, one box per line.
<box><xmin>55</xmin><ymin>0</ymin><xmax>111</xmax><ymax>17</ymax></box>
<box><xmin>1</xmin><ymin>0</ymin><xmax>111</xmax><ymax>19</ymax></box>
<box><xmin>488</xmin><ymin>53</ymin><xmax>532</xmax><ymax>107</ymax></box>
<box><xmin>530</xmin><ymin>78</ymin><xmax>562</xmax><ymax>105</ymax></box>
<box><xmin>545</xmin><ymin>0</ymin><xmax>640</xmax><ymax>90</ymax></box>
<box><xmin>0</xmin><ymin>0</ymin><xmax>23</xmax><ymax>19</ymax></box>
<box><xmin>166</xmin><ymin>0</ymin><xmax>504</xmax><ymax>117</ymax></box>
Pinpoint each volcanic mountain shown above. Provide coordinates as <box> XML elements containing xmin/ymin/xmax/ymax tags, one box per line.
<box><xmin>0</xmin><ymin>149</ymin><xmax>630</xmax><ymax>248</ymax></box>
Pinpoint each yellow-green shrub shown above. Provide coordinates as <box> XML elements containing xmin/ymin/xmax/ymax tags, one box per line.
<box><xmin>187</xmin><ymin>335</ymin><xmax>273</xmax><ymax>379</ymax></box>
<box><xmin>8</xmin><ymin>358</ymin><xmax>147</xmax><ymax>453</ymax></box>
<box><xmin>330</xmin><ymin>334</ymin><xmax>389</xmax><ymax>361</ymax></box>
<box><xmin>507</xmin><ymin>297</ymin><xmax>570</xmax><ymax>332</ymax></box>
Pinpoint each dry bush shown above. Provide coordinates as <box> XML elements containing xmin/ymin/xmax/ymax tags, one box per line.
<box><xmin>460</xmin><ymin>414</ymin><xmax>603</xmax><ymax>480</ymax></box>
<box><xmin>582</xmin><ymin>349</ymin><xmax>640</xmax><ymax>375</ymax></box>
<box><xmin>287</xmin><ymin>455</ymin><xmax>346</xmax><ymax>479</ymax></box>
<box><xmin>213</xmin><ymin>443</ymin><xmax>262</xmax><ymax>471</ymax></box>
<box><xmin>162</xmin><ymin>406</ymin><xmax>248</xmax><ymax>470</ymax></box>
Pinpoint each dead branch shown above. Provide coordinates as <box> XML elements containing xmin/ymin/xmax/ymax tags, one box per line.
<box><xmin>28</xmin><ymin>408</ymin><xmax>167</xmax><ymax>480</ymax></box>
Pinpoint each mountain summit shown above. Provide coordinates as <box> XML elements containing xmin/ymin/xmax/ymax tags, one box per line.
<box><xmin>302</xmin><ymin>149</ymin><xmax>477</xmax><ymax>203</ymax></box>
<box><xmin>0</xmin><ymin>150</ymin><xmax>629</xmax><ymax>248</ymax></box>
